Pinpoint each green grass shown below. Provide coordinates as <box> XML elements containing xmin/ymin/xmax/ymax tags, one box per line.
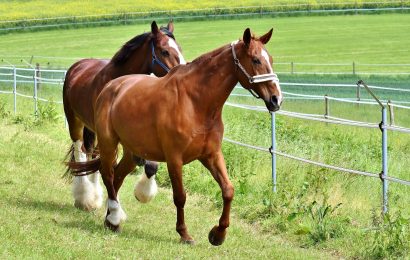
<box><xmin>1</xmin><ymin>14</ymin><xmax>410</xmax><ymax>74</ymax></box>
<box><xmin>0</xmin><ymin>120</ymin><xmax>337</xmax><ymax>259</ymax></box>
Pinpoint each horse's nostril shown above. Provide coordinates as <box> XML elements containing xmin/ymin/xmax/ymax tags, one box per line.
<box><xmin>270</xmin><ymin>95</ymin><xmax>278</xmax><ymax>106</ymax></box>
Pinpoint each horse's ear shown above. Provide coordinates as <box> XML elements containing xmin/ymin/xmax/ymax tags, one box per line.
<box><xmin>260</xmin><ymin>28</ymin><xmax>273</xmax><ymax>45</ymax></box>
<box><xmin>151</xmin><ymin>21</ymin><xmax>159</xmax><ymax>35</ymax></box>
<box><xmin>243</xmin><ymin>28</ymin><xmax>251</xmax><ymax>47</ymax></box>
<box><xmin>167</xmin><ymin>20</ymin><xmax>174</xmax><ymax>33</ymax></box>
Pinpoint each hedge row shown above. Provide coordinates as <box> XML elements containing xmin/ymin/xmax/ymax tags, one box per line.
<box><xmin>1</xmin><ymin>1</ymin><xmax>409</xmax><ymax>34</ymax></box>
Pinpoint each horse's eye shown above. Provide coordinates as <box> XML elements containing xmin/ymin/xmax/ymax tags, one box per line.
<box><xmin>252</xmin><ymin>58</ymin><xmax>261</xmax><ymax>65</ymax></box>
<box><xmin>161</xmin><ymin>50</ymin><xmax>170</xmax><ymax>57</ymax></box>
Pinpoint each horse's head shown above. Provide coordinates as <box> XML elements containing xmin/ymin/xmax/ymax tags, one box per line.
<box><xmin>150</xmin><ymin>21</ymin><xmax>186</xmax><ymax>77</ymax></box>
<box><xmin>232</xmin><ymin>28</ymin><xmax>282</xmax><ymax>112</ymax></box>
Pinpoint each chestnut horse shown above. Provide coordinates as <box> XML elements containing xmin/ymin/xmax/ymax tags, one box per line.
<box><xmin>69</xmin><ymin>28</ymin><xmax>282</xmax><ymax>245</ymax></box>
<box><xmin>63</xmin><ymin>21</ymin><xmax>185</xmax><ymax>211</ymax></box>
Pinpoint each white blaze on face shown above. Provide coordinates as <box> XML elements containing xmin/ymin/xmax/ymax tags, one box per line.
<box><xmin>261</xmin><ymin>49</ymin><xmax>282</xmax><ymax>105</ymax></box>
<box><xmin>168</xmin><ymin>38</ymin><xmax>186</xmax><ymax>65</ymax></box>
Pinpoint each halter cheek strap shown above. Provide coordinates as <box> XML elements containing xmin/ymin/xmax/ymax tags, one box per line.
<box><xmin>231</xmin><ymin>41</ymin><xmax>279</xmax><ymax>98</ymax></box>
<box><xmin>151</xmin><ymin>40</ymin><xmax>170</xmax><ymax>73</ymax></box>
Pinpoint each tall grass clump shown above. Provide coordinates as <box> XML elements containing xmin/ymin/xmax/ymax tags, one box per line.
<box><xmin>364</xmin><ymin>211</ymin><xmax>410</xmax><ymax>259</ymax></box>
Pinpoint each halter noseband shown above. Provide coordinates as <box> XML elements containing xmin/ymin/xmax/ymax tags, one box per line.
<box><xmin>151</xmin><ymin>40</ymin><xmax>170</xmax><ymax>73</ymax></box>
<box><xmin>231</xmin><ymin>41</ymin><xmax>279</xmax><ymax>99</ymax></box>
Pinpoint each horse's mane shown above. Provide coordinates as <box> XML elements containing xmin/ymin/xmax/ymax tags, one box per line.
<box><xmin>111</xmin><ymin>28</ymin><xmax>175</xmax><ymax>66</ymax></box>
<box><xmin>190</xmin><ymin>43</ymin><xmax>232</xmax><ymax>64</ymax></box>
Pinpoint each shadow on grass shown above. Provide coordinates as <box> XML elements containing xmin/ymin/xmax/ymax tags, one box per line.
<box><xmin>9</xmin><ymin>197</ymin><xmax>78</xmax><ymax>214</ymax></box>
<box><xmin>8</xmin><ymin>197</ymin><xmax>181</xmax><ymax>244</ymax></box>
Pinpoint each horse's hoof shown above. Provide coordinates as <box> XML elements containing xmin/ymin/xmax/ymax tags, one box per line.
<box><xmin>208</xmin><ymin>225</ymin><xmax>226</xmax><ymax>246</ymax></box>
<box><xmin>104</xmin><ymin>219</ymin><xmax>121</xmax><ymax>233</ymax></box>
<box><xmin>180</xmin><ymin>238</ymin><xmax>195</xmax><ymax>245</ymax></box>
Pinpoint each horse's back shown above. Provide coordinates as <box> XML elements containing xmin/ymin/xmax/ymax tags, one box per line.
<box><xmin>63</xmin><ymin>58</ymin><xmax>109</xmax><ymax>129</ymax></box>
<box><xmin>64</xmin><ymin>59</ymin><xmax>108</xmax><ymax>91</ymax></box>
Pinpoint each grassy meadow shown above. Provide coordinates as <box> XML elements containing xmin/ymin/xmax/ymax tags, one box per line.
<box><xmin>0</xmin><ymin>120</ymin><xmax>337</xmax><ymax>259</ymax></box>
<box><xmin>0</xmin><ymin>12</ymin><xmax>410</xmax><ymax>259</ymax></box>
<box><xmin>1</xmin><ymin>14</ymin><xmax>410</xmax><ymax>74</ymax></box>
<box><xmin>1</xmin><ymin>0</ymin><xmax>407</xmax><ymax>21</ymax></box>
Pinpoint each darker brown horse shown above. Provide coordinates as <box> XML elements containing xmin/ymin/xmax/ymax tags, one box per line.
<box><xmin>63</xmin><ymin>21</ymin><xmax>185</xmax><ymax>211</ymax></box>
<box><xmin>69</xmin><ymin>28</ymin><xmax>282</xmax><ymax>245</ymax></box>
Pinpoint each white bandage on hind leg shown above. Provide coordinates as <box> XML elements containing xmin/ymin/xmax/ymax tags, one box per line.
<box><xmin>134</xmin><ymin>173</ymin><xmax>158</xmax><ymax>203</ymax></box>
<box><xmin>87</xmin><ymin>168</ymin><xmax>103</xmax><ymax>209</ymax></box>
<box><xmin>72</xmin><ymin>140</ymin><xmax>96</xmax><ymax>210</ymax></box>
<box><xmin>106</xmin><ymin>199</ymin><xmax>123</xmax><ymax>226</ymax></box>
<box><xmin>74</xmin><ymin>140</ymin><xmax>87</xmax><ymax>162</ymax></box>
<box><xmin>116</xmin><ymin>195</ymin><xmax>127</xmax><ymax>221</ymax></box>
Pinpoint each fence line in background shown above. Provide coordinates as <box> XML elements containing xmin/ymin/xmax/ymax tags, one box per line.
<box><xmin>3</xmin><ymin>60</ymin><xmax>410</xmax><ymax>75</ymax></box>
<box><xmin>275</xmin><ymin>62</ymin><xmax>410</xmax><ymax>75</ymax></box>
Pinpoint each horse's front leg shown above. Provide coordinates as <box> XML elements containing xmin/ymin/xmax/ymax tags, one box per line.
<box><xmin>200</xmin><ymin>151</ymin><xmax>234</xmax><ymax>246</ymax></box>
<box><xmin>167</xmin><ymin>160</ymin><xmax>194</xmax><ymax>244</ymax></box>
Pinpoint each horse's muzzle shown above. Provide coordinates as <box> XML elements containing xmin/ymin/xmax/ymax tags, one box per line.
<box><xmin>265</xmin><ymin>95</ymin><xmax>281</xmax><ymax>112</ymax></box>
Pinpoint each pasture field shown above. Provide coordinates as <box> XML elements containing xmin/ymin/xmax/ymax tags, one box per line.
<box><xmin>1</xmin><ymin>14</ymin><xmax>410</xmax><ymax>74</ymax></box>
<box><xmin>0</xmin><ymin>13</ymin><xmax>410</xmax><ymax>259</ymax></box>
<box><xmin>0</xmin><ymin>0</ymin><xmax>407</xmax><ymax>21</ymax></box>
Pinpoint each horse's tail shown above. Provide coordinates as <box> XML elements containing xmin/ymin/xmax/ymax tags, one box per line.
<box><xmin>66</xmin><ymin>157</ymin><xmax>101</xmax><ymax>177</ymax></box>
<box><xmin>63</xmin><ymin>143</ymin><xmax>101</xmax><ymax>178</ymax></box>
<box><xmin>63</xmin><ymin>143</ymin><xmax>76</xmax><ymax>180</ymax></box>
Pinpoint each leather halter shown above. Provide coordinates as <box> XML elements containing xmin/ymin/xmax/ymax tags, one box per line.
<box><xmin>231</xmin><ymin>41</ymin><xmax>279</xmax><ymax>99</ymax></box>
<box><xmin>151</xmin><ymin>40</ymin><xmax>170</xmax><ymax>73</ymax></box>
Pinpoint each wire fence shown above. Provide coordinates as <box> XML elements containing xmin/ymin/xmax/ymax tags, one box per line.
<box><xmin>2</xmin><ymin>59</ymin><xmax>410</xmax><ymax>75</ymax></box>
<box><xmin>225</xmin><ymin>82</ymin><xmax>410</xmax><ymax>213</ymax></box>
<box><xmin>0</xmin><ymin>67</ymin><xmax>409</xmax><ymax>212</ymax></box>
<box><xmin>275</xmin><ymin>62</ymin><xmax>410</xmax><ymax>75</ymax></box>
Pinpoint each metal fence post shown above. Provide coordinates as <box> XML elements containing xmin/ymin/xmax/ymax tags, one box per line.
<box><xmin>324</xmin><ymin>94</ymin><xmax>329</xmax><ymax>118</ymax></box>
<box><xmin>357</xmin><ymin>80</ymin><xmax>389</xmax><ymax>214</ymax></box>
<box><xmin>353</xmin><ymin>62</ymin><xmax>356</xmax><ymax>75</ymax></box>
<box><xmin>13</xmin><ymin>67</ymin><xmax>17</xmax><ymax>114</ymax></box>
<box><xmin>36</xmin><ymin>63</ymin><xmax>41</xmax><ymax>90</ymax></box>
<box><xmin>387</xmin><ymin>100</ymin><xmax>395</xmax><ymax>126</ymax></box>
<box><xmin>33</xmin><ymin>68</ymin><xmax>38</xmax><ymax>116</ymax></box>
<box><xmin>382</xmin><ymin>107</ymin><xmax>388</xmax><ymax>214</ymax></box>
<box><xmin>271</xmin><ymin>112</ymin><xmax>277</xmax><ymax>192</ymax></box>
<box><xmin>356</xmin><ymin>82</ymin><xmax>361</xmax><ymax>102</ymax></box>
<box><xmin>291</xmin><ymin>62</ymin><xmax>294</xmax><ymax>74</ymax></box>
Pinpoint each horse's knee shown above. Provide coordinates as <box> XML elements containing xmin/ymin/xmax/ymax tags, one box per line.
<box><xmin>173</xmin><ymin>192</ymin><xmax>186</xmax><ymax>208</ymax></box>
<box><xmin>222</xmin><ymin>184</ymin><xmax>234</xmax><ymax>202</ymax></box>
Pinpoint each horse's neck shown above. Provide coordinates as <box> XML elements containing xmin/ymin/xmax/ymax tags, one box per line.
<box><xmin>104</xmin><ymin>44</ymin><xmax>150</xmax><ymax>79</ymax></box>
<box><xmin>186</xmin><ymin>46</ymin><xmax>238</xmax><ymax>113</ymax></box>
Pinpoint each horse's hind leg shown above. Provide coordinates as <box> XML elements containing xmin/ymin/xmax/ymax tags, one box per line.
<box><xmin>99</xmin><ymin>143</ymin><xmax>125</xmax><ymax>232</ymax></box>
<box><xmin>134</xmin><ymin>160</ymin><xmax>159</xmax><ymax>203</ymax></box>
<box><xmin>84</xmin><ymin>127</ymin><xmax>103</xmax><ymax>209</ymax></box>
<box><xmin>64</xmin><ymin>104</ymin><xmax>99</xmax><ymax>211</ymax></box>
<box><xmin>111</xmin><ymin>148</ymin><xmax>138</xmax><ymax>222</ymax></box>
<box><xmin>200</xmin><ymin>151</ymin><xmax>234</xmax><ymax>246</ymax></box>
